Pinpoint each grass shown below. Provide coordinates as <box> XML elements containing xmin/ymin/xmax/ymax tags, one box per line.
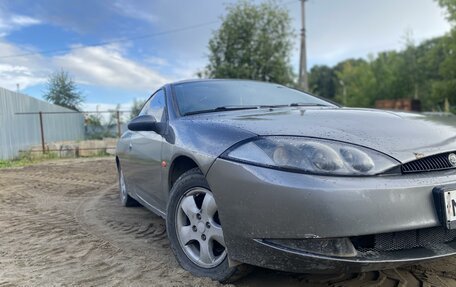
<box><xmin>0</xmin><ymin>152</ymin><xmax>59</xmax><ymax>169</ymax></box>
<box><xmin>0</xmin><ymin>150</ymin><xmax>112</xmax><ymax>169</ymax></box>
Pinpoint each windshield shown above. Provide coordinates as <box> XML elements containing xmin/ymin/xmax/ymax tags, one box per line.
<box><xmin>173</xmin><ymin>80</ymin><xmax>335</xmax><ymax>115</ymax></box>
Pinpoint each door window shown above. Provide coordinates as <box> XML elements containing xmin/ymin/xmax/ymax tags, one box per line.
<box><xmin>140</xmin><ymin>89</ymin><xmax>166</xmax><ymax>122</ymax></box>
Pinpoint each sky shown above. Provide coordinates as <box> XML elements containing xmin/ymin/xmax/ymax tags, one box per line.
<box><xmin>0</xmin><ymin>0</ymin><xmax>451</xmax><ymax>111</ymax></box>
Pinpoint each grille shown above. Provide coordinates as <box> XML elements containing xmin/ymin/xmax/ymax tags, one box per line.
<box><xmin>351</xmin><ymin>227</ymin><xmax>456</xmax><ymax>252</ymax></box>
<box><xmin>402</xmin><ymin>152</ymin><xmax>456</xmax><ymax>174</ymax></box>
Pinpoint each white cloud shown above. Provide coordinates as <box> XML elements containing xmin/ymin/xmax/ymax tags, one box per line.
<box><xmin>0</xmin><ymin>37</ymin><xmax>197</xmax><ymax>106</ymax></box>
<box><xmin>53</xmin><ymin>45</ymin><xmax>170</xmax><ymax>92</ymax></box>
<box><xmin>145</xmin><ymin>56</ymin><xmax>169</xmax><ymax>67</ymax></box>
<box><xmin>0</xmin><ymin>41</ymin><xmax>49</xmax><ymax>90</ymax></box>
<box><xmin>168</xmin><ymin>59</ymin><xmax>205</xmax><ymax>80</ymax></box>
<box><xmin>0</xmin><ymin>67</ymin><xmax>46</xmax><ymax>89</ymax></box>
<box><xmin>0</xmin><ymin>40</ymin><xmax>175</xmax><ymax>97</ymax></box>
<box><xmin>10</xmin><ymin>15</ymin><xmax>41</xmax><ymax>26</ymax></box>
<box><xmin>0</xmin><ymin>12</ymin><xmax>41</xmax><ymax>37</ymax></box>
<box><xmin>113</xmin><ymin>0</ymin><xmax>158</xmax><ymax>24</ymax></box>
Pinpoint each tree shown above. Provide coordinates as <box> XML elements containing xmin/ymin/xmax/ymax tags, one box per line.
<box><xmin>369</xmin><ymin>51</ymin><xmax>400</xmax><ymax>101</ymax></box>
<box><xmin>85</xmin><ymin>104</ymin><xmax>121</xmax><ymax>139</ymax></box>
<box><xmin>433</xmin><ymin>0</ymin><xmax>456</xmax><ymax>111</ymax></box>
<box><xmin>401</xmin><ymin>33</ymin><xmax>420</xmax><ymax>99</ymax></box>
<box><xmin>309</xmin><ymin>65</ymin><xmax>337</xmax><ymax>100</ymax></box>
<box><xmin>203</xmin><ymin>1</ymin><xmax>295</xmax><ymax>85</ymax></box>
<box><xmin>335</xmin><ymin>59</ymin><xmax>376</xmax><ymax>107</ymax></box>
<box><xmin>438</xmin><ymin>0</ymin><xmax>456</xmax><ymax>23</ymax></box>
<box><xmin>306</xmin><ymin>34</ymin><xmax>454</xmax><ymax>111</ymax></box>
<box><xmin>302</xmin><ymin>0</ymin><xmax>456</xmax><ymax>112</ymax></box>
<box><xmin>43</xmin><ymin>70</ymin><xmax>84</xmax><ymax>111</ymax></box>
<box><xmin>130</xmin><ymin>98</ymin><xmax>145</xmax><ymax>119</ymax></box>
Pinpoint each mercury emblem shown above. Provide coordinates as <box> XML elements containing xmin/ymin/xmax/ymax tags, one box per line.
<box><xmin>449</xmin><ymin>153</ymin><xmax>456</xmax><ymax>167</ymax></box>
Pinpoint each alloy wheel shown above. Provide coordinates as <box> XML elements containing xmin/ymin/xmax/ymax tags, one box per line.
<box><xmin>175</xmin><ymin>187</ymin><xmax>226</xmax><ymax>268</ymax></box>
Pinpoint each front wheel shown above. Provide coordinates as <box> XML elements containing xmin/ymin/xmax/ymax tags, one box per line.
<box><xmin>166</xmin><ymin>168</ymin><xmax>250</xmax><ymax>283</ymax></box>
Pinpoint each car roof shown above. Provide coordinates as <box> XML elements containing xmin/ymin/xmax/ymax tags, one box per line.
<box><xmin>170</xmin><ymin>78</ymin><xmax>281</xmax><ymax>86</ymax></box>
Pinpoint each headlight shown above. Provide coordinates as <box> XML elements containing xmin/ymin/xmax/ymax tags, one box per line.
<box><xmin>222</xmin><ymin>136</ymin><xmax>399</xmax><ymax>176</ymax></box>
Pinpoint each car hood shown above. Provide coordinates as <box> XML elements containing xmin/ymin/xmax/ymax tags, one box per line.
<box><xmin>188</xmin><ymin>107</ymin><xmax>456</xmax><ymax>163</ymax></box>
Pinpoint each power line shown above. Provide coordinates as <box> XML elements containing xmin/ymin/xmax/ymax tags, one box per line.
<box><xmin>0</xmin><ymin>20</ymin><xmax>220</xmax><ymax>59</ymax></box>
<box><xmin>0</xmin><ymin>1</ymin><xmax>300</xmax><ymax>60</ymax></box>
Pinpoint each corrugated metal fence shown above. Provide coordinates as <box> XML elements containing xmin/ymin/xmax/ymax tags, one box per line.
<box><xmin>0</xmin><ymin>87</ymin><xmax>84</xmax><ymax>160</ymax></box>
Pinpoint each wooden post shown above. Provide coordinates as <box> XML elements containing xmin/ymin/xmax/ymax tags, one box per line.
<box><xmin>116</xmin><ymin>110</ymin><xmax>121</xmax><ymax>138</ymax></box>
<box><xmin>39</xmin><ymin>111</ymin><xmax>46</xmax><ymax>154</ymax></box>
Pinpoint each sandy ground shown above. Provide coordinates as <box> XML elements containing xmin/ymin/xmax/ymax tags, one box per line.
<box><xmin>1</xmin><ymin>158</ymin><xmax>456</xmax><ymax>287</ymax></box>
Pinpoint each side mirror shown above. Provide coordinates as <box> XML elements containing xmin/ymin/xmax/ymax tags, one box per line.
<box><xmin>128</xmin><ymin>115</ymin><xmax>158</xmax><ymax>132</ymax></box>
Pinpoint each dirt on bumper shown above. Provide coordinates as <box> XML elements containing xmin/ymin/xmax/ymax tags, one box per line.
<box><xmin>206</xmin><ymin>158</ymin><xmax>456</xmax><ymax>274</ymax></box>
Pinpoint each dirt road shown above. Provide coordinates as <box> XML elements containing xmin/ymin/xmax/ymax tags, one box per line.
<box><xmin>1</xmin><ymin>158</ymin><xmax>456</xmax><ymax>286</ymax></box>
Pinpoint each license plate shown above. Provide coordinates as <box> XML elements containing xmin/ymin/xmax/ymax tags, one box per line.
<box><xmin>443</xmin><ymin>190</ymin><xmax>456</xmax><ymax>229</ymax></box>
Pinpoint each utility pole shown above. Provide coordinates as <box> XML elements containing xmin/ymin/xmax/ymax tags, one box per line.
<box><xmin>299</xmin><ymin>0</ymin><xmax>309</xmax><ymax>91</ymax></box>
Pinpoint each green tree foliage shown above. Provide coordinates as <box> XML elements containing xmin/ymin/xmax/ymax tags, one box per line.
<box><xmin>108</xmin><ymin>104</ymin><xmax>122</xmax><ymax>128</ymax></box>
<box><xmin>43</xmin><ymin>70</ymin><xmax>84</xmax><ymax>111</ymax></box>
<box><xmin>432</xmin><ymin>0</ymin><xmax>456</xmax><ymax>112</ymax></box>
<box><xmin>309</xmin><ymin>65</ymin><xmax>336</xmax><ymax>100</ymax></box>
<box><xmin>308</xmin><ymin>35</ymin><xmax>454</xmax><ymax>111</ymax></box>
<box><xmin>307</xmin><ymin>1</ymin><xmax>456</xmax><ymax>112</ymax></box>
<box><xmin>203</xmin><ymin>1</ymin><xmax>295</xmax><ymax>85</ymax></box>
<box><xmin>335</xmin><ymin>59</ymin><xmax>376</xmax><ymax>107</ymax></box>
<box><xmin>85</xmin><ymin>104</ymin><xmax>121</xmax><ymax>140</ymax></box>
<box><xmin>438</xmin><ymin>0</ymin><xmax>456</xmax><ymax>23</ymax></box>
<box><xmin>369</xmin><ymin>51</ymin><xmax>401</xmax><ymax>100</ymax></box>
<box><xmin>130</xmin><ymin>98</ymin><xmax>145</xmax><ymax>119</ymax></box>
<box><xmin>85</xmin><ymin>114</ymin><xmax>102</xmax><ymax>127</ymax></box>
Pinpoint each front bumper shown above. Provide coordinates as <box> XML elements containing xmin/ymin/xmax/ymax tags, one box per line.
<box><xmin>206</xmin><ymin>158</ymin><xmax>456</xmax><ymax>273</ymax></box>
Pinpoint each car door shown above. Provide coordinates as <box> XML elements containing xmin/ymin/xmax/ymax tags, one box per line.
<box><xmin>127</xmin><ymin>89</ymin><xmax>166</xmax><ymax>211</ymax></box>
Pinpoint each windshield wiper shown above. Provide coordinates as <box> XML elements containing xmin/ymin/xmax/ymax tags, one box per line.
<box><xmin>183</xmin><ymin>103</ymin><xmax>330</xmax><ymax>116</ymax></box>
<box><xmin>183</xmin><ymin>105</ymin><xmax>260</xmax><ymax>116</ymax></box>
<box><xmin>289</xmin><ymin>102</ymin><xmax>330</xmax><ymax>107</ymax></box>
<box><xmin>258</xmin><ymin>104</ymin><xmax>289</xmax><ymax>108</ymax></box>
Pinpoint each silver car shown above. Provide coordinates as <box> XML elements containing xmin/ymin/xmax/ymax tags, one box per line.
<box><xmin>116</xmin><ymin>79</ymin><xmax>456</xmax><ymax>282</ymax></box>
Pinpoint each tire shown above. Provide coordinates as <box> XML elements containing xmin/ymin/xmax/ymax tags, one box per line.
<box><xmin>166</xmin><ymin>168</ymin><xmax>251</xmax><ymax>283</ymax></box>
<box><xmin>118</xmin><ymin>166</ymin><xmax>140</xmax><ymax>207</ymax></box>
